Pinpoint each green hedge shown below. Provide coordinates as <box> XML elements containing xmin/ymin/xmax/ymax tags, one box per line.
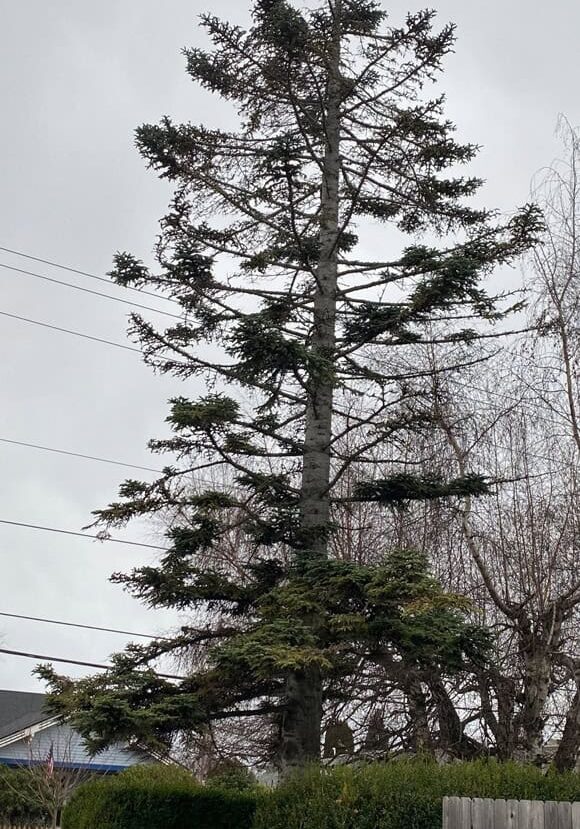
<box><xmin>0</xmin><ymin>767</ymin><xmax>49</xmax><ymax>826</ymax></box>
<box><xmin>63</xmin><ymin>759</ymin><xmax>580</xmax><ymax>829</ymax></box>
<box><xmin>62</xmin><ymin>764</ymin><xmax>260</xmax><ymax>829</ymax></box>
<box><xmin>254</xmin><ymin>760</ymin><xmax>580</xmax><ymax>829</ymax></box>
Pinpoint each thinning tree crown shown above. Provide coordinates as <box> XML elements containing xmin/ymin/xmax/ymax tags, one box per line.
<box><xmin>103</xmin><ymin>0</ymin><xmax>538</xmax><ymax>539</ymax></box>
<box><xmin>40</xmin><ymin>0</ymin><xmax>541</xmax><ymax>767</ymax></box>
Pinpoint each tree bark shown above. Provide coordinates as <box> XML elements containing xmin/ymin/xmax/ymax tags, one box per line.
<box><xmin>280</xmin><ymin>0</ymin><xmax>342</xmax><ymax>770</ymax></box>
<box><xmin>552</xmin><ymin>661</ymin><xmax>580</xmax><ymax>772</ymax></box>
<box><xmin>279</xmin><ymin>667</ymin><xmax>324</xmax><ymax>767</ymax></box>
<box><xmin>518</xmin><ymin>653</ymin><xmax>551</xmax><ymax>759</ymax></box>
<box><xmin>299</xmin><ymin>6</ymin><xmax>341</xmax><ymax>555</ymax></box>
<box><xmin>553</xmin><ymin>688</ymin><xmax>580</xmax><ymax>772</ymax></box>
<box><xmin>514</xmin><ymin>609</ymin><xmax>561</xmax><ymax>761</ymax></box>
<box><xmin>489</xmin><ymin>674</ymin><xmax>517</xmax><ymax>760</ymax></box>
<box><xmin>429</xmin><ymin>676</ymin><xmax>477</xmax><ymax>759</ymax></box>
<box><xmin>406</xmin><ymin>675</ymin><xmax>433</xmax><ymax>754</ymax></box>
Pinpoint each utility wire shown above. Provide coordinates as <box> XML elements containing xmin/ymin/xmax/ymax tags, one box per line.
<box><xmin>0</xmin><ymin>306</ymin><xmax>566</xmax><ymax>425</ymax></box>
<box><xmin>0</xmin><ymin>611</ymin><xmax>169</xmax><ymax>642</ymax></box>
<box><xmin>0</xmin><ymin>262</ymin><xmax>182</xmax><ymax>320</ymax></box>
<box><xmin>0</xmin><ymin>310</ymin><xmax>141</xmax><ymax>354</ymax></box>
<box><xmin>0</xmin><ymin>247</ymin><xmax>570</xmax><ymax>422</ymax></box>
<box><xmin>0</xmin><ymin>304</ymin><xmax>556</xmax><ymax>421</ymax></box>
<box><xmin>0</xmin><ymin>250</ymin><xmax>566</xmax><ymax>424</ymax></box>
<box><xmin>0</xmin><ymin>436</ymin><xmax>225</xmax><ymax>489</ymax></box>
<box><xmin>0</xmin><ymin>245</ymin><xmax>179</xmax><ymax>306</ymax></box>
<box><xmin>0</xmin><ymin>437</ymin><xmax>162</xmax><ymax>474</ymax></box>
<box><xmin>1</xmin><ymin>251</ymin><xmax>575</xmax><ymax>461</ymax></box>
<box><xmin>0</xmin><ymin>518</ymin><xmax>166</xmax><ymax>552</ymax></box>
<box><xmin>0</xmin><ymin>647</ymin><xmax>183</xmax><ymax>680</ymax></box>
<box><xmin>0</xmin><ymin>431</ymin><xmax>563</xmax><ymax>482</ymax></box>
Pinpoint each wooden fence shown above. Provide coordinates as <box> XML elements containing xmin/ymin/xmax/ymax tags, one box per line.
<box><xmin>0</xmin><ymin>824</ymin><xmax>50</xmax><ymax>829</ymax></box>
<box><xmin>444</xmin><ymin>797</ymin><xmax>580</xmax><ymax>829</ymax></box>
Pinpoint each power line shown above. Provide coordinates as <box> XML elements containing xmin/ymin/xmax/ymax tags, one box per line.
<box><xmin>0</xmin><ymin>611</ymin><xmax>169</xmax><ymax>642</ymax></box>
<box><xmin>0</xmin><ymin>647</ymin><xmax>183</xmax><ymax>680</ymax></box>
<box><xmin>0</xmin><ymin>424</ymin><xmax>567</xmax><ymax>498</ymax></box>
<box><xmin>1</xmin><ymin>301</ymin><xmax>555</xmax><ymax>422</ymax></box>
<box><xmin>1</xmin><ymin>252</ymin><xmax>574</xmax><ymax>460</ymax></box>
<box><xmin>0</xmin><ymin>435</ymin><xmax>225</xmax><ymax>489</ymax></box>
<box><xmin>0</xmin><ymin>518</ymin><xmax>166</xmax><ymax>552</ymax></box>
<box><xmin>0</xmin><ymin>245</ymin><xmax>179</xmax><ymax>306</ymax></box>
<box><xmin>0</xmin><ymin>310</ymin><xmax>564</xmax><ymax>427</ymax></box>
<box><xmin>0</xmin><ymin>262</ymin><xmax>182</xmax><ymax>320</ymax></box>
<box><xmin>0</xmin><ymin>437</ymin><xmax>162</xmax><ymax>474</ymax></box>
<box><xmin>0</xmin><ymin>414</ymin><xmax>570</xmax><ymax>482</ymax></box>
<box><xmin>0</xmin><ymin>252</ymin><xmax>566</xmax><ymax>424</ymax></box>
<box><xmin>0</xmin><ymin>310</ymin><xmax>141</xmax><ymax>353</ymax></box>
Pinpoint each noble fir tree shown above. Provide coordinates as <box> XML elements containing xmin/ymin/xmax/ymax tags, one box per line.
<box><xmin>40</xmin><ymin>0</ymin><xmax>540</xmax><ymax>769</ymax></box>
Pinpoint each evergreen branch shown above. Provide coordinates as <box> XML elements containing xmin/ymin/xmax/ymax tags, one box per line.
<box><xmin>132</xmin><ymin>316</ymin><xmax>305</xmax><ymax>405</ymax></box>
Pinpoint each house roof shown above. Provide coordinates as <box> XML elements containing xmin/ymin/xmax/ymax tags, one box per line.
<box><xmin>0</xmin><ymin>691</ymin><xmax>160</xmax><ymax>773</ymax></box>
<box><xmin>0</xmin><ymin>690</ymin><xmax>50</xmax><ymax>740</ymax></box>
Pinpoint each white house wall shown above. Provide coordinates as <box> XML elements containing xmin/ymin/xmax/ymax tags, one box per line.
<box><xmin>0</xmin><ymin>723</ymin><xmax>148</xmax><ymax>771</ymax></box>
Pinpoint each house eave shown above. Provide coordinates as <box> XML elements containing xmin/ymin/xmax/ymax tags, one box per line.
<box><xmin>0</xmin><ymin>717</ymin><xmax>60</xmax><ymax>749</ymax></box>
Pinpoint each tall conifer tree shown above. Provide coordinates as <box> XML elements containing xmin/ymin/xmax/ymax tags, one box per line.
<box><xmin>41</xmin><ymin>0</ymin><xmax>540</xmax><ymax>768</ymax></box>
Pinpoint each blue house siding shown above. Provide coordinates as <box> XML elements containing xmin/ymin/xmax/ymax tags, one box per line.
<box><xmin>0</xmin><ymin>722</ymin><xmax>149</xmax><ymax>772</ymax></box>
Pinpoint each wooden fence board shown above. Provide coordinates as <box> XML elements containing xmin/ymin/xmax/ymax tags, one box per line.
<box><xmin>521</xmin><ymin>800</ymin><xmax>535</xmax><ymax>829</ymax></box>
<box><xmin>558</xmin><ymin>802</ymin><xmax>573</xmax><ymax>829</ymax></box>
<box><xmin>507</xmin><ymin>799</ymin><xmax>520</xmax><ymax>829</ymax></box>
<box><xmin>494</xmin><ymin>798</ymin><xmax>507</xmax><ymax>829</ymax></box>
<box><xmin>444</xmin><ymin>796</ymin><xmax>462</xmax><ymax>829</ymax></box>
<box><xmin>462</xmin><ymin>796</ymin><xmax>473</xmax><ymax>829</ymax></box>
<box><xmin>442</xmin><ymin>797</ymin><xmax>580</xmax><ymax>829</ymax></box>
<box><xmin>530</xmin><ymin>799</ymin><xmax>545</xmax><ymax>829</ymax></box>
<box><xmin>545</xmin><ymin>801</ymin><xmax>559</xmax><ymax>829</ymax></box>
<box><xmin>473</xmin><ymin>798</ymin><xmax>495</xmax><ymax>829</ymax></box>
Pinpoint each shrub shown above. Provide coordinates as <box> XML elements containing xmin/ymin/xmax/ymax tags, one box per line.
<box><xmin>206</xmin><ymin>759</ymin><xmax>258</xmax><ymax>792</ymax></box>
<box><xmin>62</xmin><ymin>763</ymin><xmax>260</xmax><ymax>829</ymax></box>
<box><xmin>0</xmin><ymin>766</ymin><xmax>50</xmax><ymax>826</ymax></box>
<box><xmin>253</xmin><ymin>759</ymin><xmax>580</xmax><ymax>829</ymax></box>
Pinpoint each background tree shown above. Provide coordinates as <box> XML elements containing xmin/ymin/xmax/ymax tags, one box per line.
<box><xmin>362</xmin><ymin>118</ymin><xmax>580</xmax><ymax>766</ymax></box>
<box><xmin>435</xmin><ymin>120</ymin><xmax>580</xmax><ymax>769</ymax></box>
<box><xmin>40</xmin><ymin>0</ymin><xmax>539</xmax><ymax>770</ymax></box>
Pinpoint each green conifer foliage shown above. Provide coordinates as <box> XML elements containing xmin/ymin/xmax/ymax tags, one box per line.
<box><xmin>40</xmin><ymin>0</ymin><xmax>541</xmax><ymax>769</ymax></box>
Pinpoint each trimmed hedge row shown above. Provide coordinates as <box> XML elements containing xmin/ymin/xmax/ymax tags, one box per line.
<box><xmin>63</xmin><ymin>759</ymin><xmax>580</xmax><ymax>829</ymax></box>
<box><xmin>255</xmin><ymin>760</ymin><xmax>580</xmax><ymax>829</ymax></box>
<box><xmin>61</xmin><ymin>765</ymin><xmax>259</xmax><ymax>829</ymax></box>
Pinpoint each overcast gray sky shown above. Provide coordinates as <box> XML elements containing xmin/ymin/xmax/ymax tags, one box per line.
<box><xmin>0</xmin><ymin>0</ymin><xmax>578</xmax><ymax>692</ymax></box>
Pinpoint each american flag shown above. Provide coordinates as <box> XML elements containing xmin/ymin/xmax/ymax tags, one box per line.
<box><xmin>45</xmin><ymin>742</ymin><xmax>54</xmax><ymax>778</ymax></box>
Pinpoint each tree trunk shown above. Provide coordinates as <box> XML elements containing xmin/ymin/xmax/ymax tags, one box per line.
<box><xmin>406</xmin><ymin>675</ymin><xmax>433</xmax><ymax>754</ymax></box>
<box><xmin>430</xmin><ymin>676</ymin><xmax>469</xmax><ymax>758</ymax></box>
<box><xmin>299</xmin><ymin>12</ymin><xmax>341</xmax><ymax>555</ymax></box>
<box><xmin>552</xmin><ymin>662</ymin><xmax>580</xmax><ymax>772</ymax></box>
<box><xmin>280</xmin><ymin>0</ymin><xmax>342</xmax><ymax>770</ymax></box>
<box><xmin>279</xmin><ymin>667</ymin><xmax>323</xmax><ymax>767</ymax></box>
<box><xmin>553</xmin><ymin>688</ymin><xmax>580</xmax><ymax>772</ymax></box>
<box><xmin>517</xmin><ymin>649</ymin><xmax>553</xmax><ymax>761</ymax></box>
<box><xmin>493</xmin><ymin>675</ymin><xmax>517</xmax><ymax>760</ymax></box>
